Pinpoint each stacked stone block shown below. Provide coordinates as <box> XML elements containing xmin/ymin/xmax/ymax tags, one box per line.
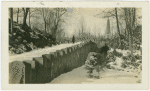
<box><xmin>9</xmin><ymin>41</ymin><xmax>98</xmax><ymax>84</ymax></box>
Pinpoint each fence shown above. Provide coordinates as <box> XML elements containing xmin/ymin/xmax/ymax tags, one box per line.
<box><xmin>9</xmin><ymin>41</ymin><xmax>98</xmax><ymax>84</ymax></box>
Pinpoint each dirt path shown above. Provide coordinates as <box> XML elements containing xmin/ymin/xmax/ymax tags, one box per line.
<box><xmin>49</xmin><ymin>65</ymin><xmax>142</xmax><ymax>84</ymax></box>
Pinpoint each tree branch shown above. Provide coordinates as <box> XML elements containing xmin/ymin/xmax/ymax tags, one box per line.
<box><xmin>22</xmin><ymin>8</ymin><xmax>25</xmax><ymax>15</ymax></box>
<box><xmin>59</xmin><ymin>10</ymin><xmax>67</xmax><ymax>18</ymax></box>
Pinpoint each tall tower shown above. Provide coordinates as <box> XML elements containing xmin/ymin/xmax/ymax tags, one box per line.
<box><xmin>106</xmin><ymin>18</ymin><xmax>111</xmax><ymax>39</ymax></box>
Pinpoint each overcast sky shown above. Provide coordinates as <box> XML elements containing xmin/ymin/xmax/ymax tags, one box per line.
<box><xmin>63</xmin><ymin>8</ymin><xmax>142</xmax><ymax>38</ymax></box>
<box><xmin>63</xmin><ymin>8</ymin><xmax>107</xmax><ymax>37</ymax></box>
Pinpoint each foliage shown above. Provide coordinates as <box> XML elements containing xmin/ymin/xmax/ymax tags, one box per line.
<box><xmin>9</xmin><ymin>21</ymin><xmax>56</xmax><ymax>54</ymax></box>
<box><xmin>85</xmin><ymin>52</ymin><xmax>98</xmax><ymax>77</ymax></box>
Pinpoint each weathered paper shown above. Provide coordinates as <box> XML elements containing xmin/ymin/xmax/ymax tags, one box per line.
<box><xmin>1</xmin><ymin>1</ymin><xmax>149</xmax><ymax>90</ymax></box>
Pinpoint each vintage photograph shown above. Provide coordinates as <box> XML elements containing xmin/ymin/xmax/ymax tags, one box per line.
<box><xmin>8</xmin><ymin>7</ymin><xmax>142</xmax><ymax>84</ymax></box>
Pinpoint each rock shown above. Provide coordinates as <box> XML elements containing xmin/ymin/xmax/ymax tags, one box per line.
<box><xmin>131</xmin><ymin>57</ymin><xmax>136</xmax><ymax>62</ymax></box>
<box><xmin>87</xmin><ymin>70</ymin><xmax>93</xmax><ymax>73</ymax></box>
<box><xmin>106</xmin><ymin>62</ymin><xmax>115</xmax><ymax>69</ymax></box>
<box><xmin>94</xmin><ymin>76</ymin><xmax>100</xmax><ymax>79</ymax></box>
<box><xmin>115</xmin><ymin>66</ymin><xmax>124</xmax><ymax>71</ymax></box>
<box><xmin>135</xmin><ymin>76</ymin><xmax>138</xmax><ymax>78</ymax></box>
<box><xmin>136</xmin><ymin>60</ymin><xmax>142</xmax><ymax>64</ymax></box>
<box><xmin>121</xmin><ymin>69</ymin><xmax>124</xmax><ymax>71</ymax></box>
<box><xmin>23</xmin><ymin>40</ymin><xmax>27</xmax><ymax>44</ymax></box>
<box><xmin>117</xmin><ymin>68</ymin><xmax>121</xmax><ymax>71</ymax></box>
<box><xmin>106</xmin><ymin>64</ymin><xmax>111</xmax><ymax>69</ymax></box>
<box><xmin>107</xmin><ymin>62</ymin><xmax>114</xmax><ymax>65</ymax></box>
<box><xmin>113</xmin><ymin>62</ymin><xmax>117</xmax><ymax>65</ymax></box>
<box><xmin>98</xmin><ymin>44</ymin><xmax>109</xmax><ymax>55</ymax></box>
<box><xmin>137</xmin><ymin>64</ymin><xmax>142</xmax><ymax>70</ymax></box>
<box><xmin>107</xmin><ymin>56</ymin><xmax>116</xmax><ymax>62</ymax></box>
<box><xmin>136</xmin><ymin>79</ymin><xmax>141</xmax><ymax>83</ymax></box>
<box><xmin>133</xmin><ymin>50</ymin><xmax>141</xmax><ymax>56</ymax></box>
<box><xmin>135</xmin><ymin>69</ymin><xmax>138</xmax><ymax>72</ymax></box>
<box><xmin>17</xmin><ymin>36</ymin><xmax>23</xmax><ymax>43</ymax></box>
<box><xmin>108</xmin><ymin>48</ymin><xmax>114</xmax><ymax>53</ymax></box>
<box><xmin>116</xmin><ymin>49</ymin><xmax>122</xmax><ymax>53</ymax></box>
<box><xmin>113</xmin><ymin>49</ymin><xmax>123</xmax><ymax>57</ymax></box>
<box><xmin>122</xmin><ymin>56</ymin><xmax>129</xmax><ymax>61</ymax></box>
<box><xmin>15</xmin><ymin>49</ymin><xmax>20</xmax><ymax>54</ymax></box>
<box><xmin>126</xmin><ymin>60</ymin><xmax>131</xmax><ymax>63</ymax></box>
<box><xmin>115</xmin><ymin>57</ymin><xmax>126</xmax><ymax>67</ymax></box>
<box><xmin>121</xmin><ymin>64</ymin><xmax>127</xmax><ymax>68</ymax></box>
<box><xmin>122</xmin><ymin>50</ymin><xmax>131</xmax><ymax>56</ymax></box>
<box><xmin>110</xmin><ymin>65</ymin><xmax>116</xmax><ymax>69</ymax></box>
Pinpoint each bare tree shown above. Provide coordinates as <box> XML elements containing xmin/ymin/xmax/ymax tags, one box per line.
<box><xmin>115</xmin><ymin>8</ymin><xmax>121</xmax><ymax>46</ymax></box>
<box><xmin>17</xmin><ymin>8</ymin><xmax>19</xmax><ymax>23</ymax></box>
<box><xmin>29</xmin><ymin>9</ymin><xmax>30</xmax><ymax>27</ymax></box>
<box><xmin>41</xmin><ymin>8</ymin><xmax>49</xmax><ymax>33</ymax></box>
<box><xmin>32</xmin><ymin>8</ymin><xmax>54</xmax><ymax>33</ymax></box>
<box><xmin>81</xmin><ymin>16</ymin><xmax>84</xmax><ymax>35</ymax></box>
<box><xmin>22</xmin><ymin>8</ymin><xmax>30</xmax><ymax>28</ymax></box>
<box><xmin>51</xmin><ymin>8</ymin><xmax>67</xmax><ymax>41</ymax></box>
<box><xmin>124</xmin><ymin>8</ymin><xmax>137</xmax><ymax>56</ymax></box>
<box><xmin>78</xmin><ymin>15</ymin><xmax>85</xmax><ymax>38</ymax></box>
<box><xmin>46</xmin><ymin>9</ymin><xmax>55</xmax><ymax>34</ymax></box>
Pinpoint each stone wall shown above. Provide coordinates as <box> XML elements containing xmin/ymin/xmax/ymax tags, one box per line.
<box><xmin>9</xmin><ymin>41</ymin><xmax>98</xmax><ymax>84</ymax></box>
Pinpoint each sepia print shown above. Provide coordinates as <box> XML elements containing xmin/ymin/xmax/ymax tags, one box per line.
<box><xmin>1</xmin><ymin>1</ymin><xmax>149</xmax><ymax>90</ymax></box>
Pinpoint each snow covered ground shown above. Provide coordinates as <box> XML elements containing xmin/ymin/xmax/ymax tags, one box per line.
<box><xmin>9</xmin><ymin>42</ymin><xmax>142</xmax><ymax>84</ymax></box>
<box><xmin>9</xmin><ymin>42</ymin><xmax>82</xmax><ymax>62</ymax></box>
<box><xmin>49</xmin><ymin>65</ymin><xmax>141</xmax><ymax>84</ymax></box>
<box><xmin>48</xmin><ymin>47</ymin><xmax>142</xmax><ymax>84</ymax></box>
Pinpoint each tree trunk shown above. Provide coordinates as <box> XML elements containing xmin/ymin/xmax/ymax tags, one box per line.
<box><xmin>125</xmin><ymin>28</ymin><xmax>127</xmax><ymax>38</ymax></box>
<box><xmin>9</xmin><ymin>8</ymin><xmax>13</xmax><ymax>34</ymax></box>
<box><xmin>115</xmin><ymin>8</ymin><xmax>121</xmax><ymax>47</ymax></box>
<box><xmin>52</xmin><ymin>26</ymin><xmax>58</xmax><ymax>42</ymax></box>
<box><xmin>23</xmin><ymin>8</ymin><xmax>29</xmax><ymax>28</ymax></box>
<box><xmin>45</xmin><ymin>21</ymin><xmax>46</xmax><ymax>33</ymax></box>
<box><xmin>129</xmin><ymin>8</ymin><xmax>135</xmax><ymax>56</ymax></box>
<box><xmin>124</xmin><ymin>8</ymin><xmax>129</xmax><ymax>42</ymax></box>
<box><xmin>132</xmin><ymin>8</ymin><xmax>136</xmax><ymax>28</ymax></box>
<box><xmin>132</xmin><ymin>8</ymin><xmax>136</xmax><ymax>44</ymax></box>
<box><xmin>29</xmin><ymin>9</ymin><xmax>30</xmax><ymax>27</ymax></box>
<box><xmin>124</xmin><ymin>8</ymin><xmax>135</xmax><ymax>57</ymax></box>
<box><xmin>17</xmin><ymin>8</ymin><xmax>19</xmax><ymax>23</ymax></box>
<box><xmin>23</xmin><ymin>13</ymin><xmax>28</xmax><ymax>26</ymax></box>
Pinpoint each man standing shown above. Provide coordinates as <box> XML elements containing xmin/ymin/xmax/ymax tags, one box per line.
<box><xmin>72</xmin><ymin>35</ymin><xmax>75</xmax><ymax>44</ymax></box>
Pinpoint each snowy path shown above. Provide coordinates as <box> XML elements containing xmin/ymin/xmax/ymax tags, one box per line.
<box><xmin>49</xmin><ymin>65</ymin><xmax>141</xmax><ymax>84</ymax></box>
<box><xmin>9</xmin><ymin>42</ymin><xmax>82</xmax><ymax>63</ymax></box>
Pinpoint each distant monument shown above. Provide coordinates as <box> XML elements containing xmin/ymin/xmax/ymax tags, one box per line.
<box><xmin>106</xmin><ymin>18</ymin><xmax>111</xmax><ymax>39</ymax></box>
